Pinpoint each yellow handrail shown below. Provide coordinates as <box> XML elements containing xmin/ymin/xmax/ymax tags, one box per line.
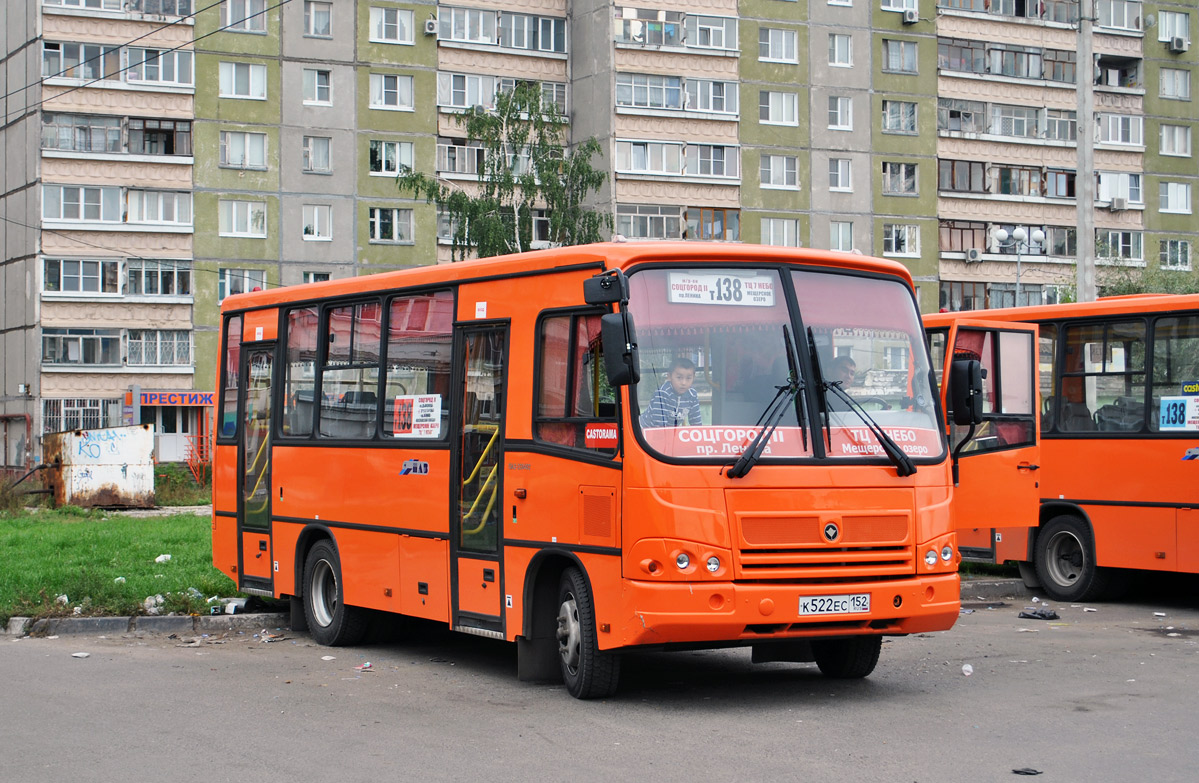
<box><xmin>461</xmin><ymin>464</ymin><xmax>498</xmax><ymax>536</ymax></box>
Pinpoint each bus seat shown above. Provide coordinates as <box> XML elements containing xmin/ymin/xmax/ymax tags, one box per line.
<box><xmin>1094</xmin><ymin>396</ymin><xmax>1145</xmax><ymax>432</ymax></box>
<box><xmin>1059</xmin><ymin>401</ymin><xmax>1095</xmax><ymax>432</ymax></box>
<box><xmin>1041</xmin><ymin>396</ymin><xmax>1056</xmax><ymax>432</ymax></box>
<box><xmin>342</xmin><ymin>391</ymin><xmax>377</xmax><ymax>405</ymax></box>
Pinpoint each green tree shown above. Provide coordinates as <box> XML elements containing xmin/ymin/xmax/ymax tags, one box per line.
<box><xmin>1100</xmin><ymin>261</ymin><xmax>1199</xmax><ymax>297</ymax></box>
<box><xmin>397</xmin><ymin>82</ymin><xmax>611</xmax><ymax>261</ymax></box>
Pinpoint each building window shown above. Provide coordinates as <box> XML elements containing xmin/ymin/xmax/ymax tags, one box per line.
<box><xmin>828</xmin><ymin>96</ymin><xmax>852</xmax><ymax>130</ymax></box>
<box><xmin>224</xmin><ymin>0</ymin><xmax>266</xmax><ymax>33</ymax></box>
<box><xmin>991</xmin><ymin>104</ymin><xmax>1039</xmax><ymax>138</ymax></box>
<box><xmin>938</xmin><ymin>159</ymin><xmax>984</xmax><ymax>193</ymax></box>
<box><xmin>1098</xmin><ymin>230</ymin><xmax>1143</xmax><ymax>262</ymax></box>
<box><xmin>43</xmin><ymin>259</ymin><xmax>119</xmax><ymax>294</ymax></box>
<box><xmin>41</xmin><ymin>397</ymin><xmax>121</xmax><ymax>433</ymax></box>
<box><xmin>616</xmin><ymin>73</ymin><xmax>682</xmax><ymax>110</ymax></box>
<box><xmin>938</xmin><ymin>38</ymin><xmax>985</xmax><ymax>75</ymax></box>
<box><xmin>830</xmin><ymin>221</ymin><xmax>853</xmax><ymax>251</ymax></box>
<box><xmin>829</xmin><ymin>158</ymin><xmax>852</xmax><ymax>192</ymax></box>
<box><xmin>303</xmin><ymin>68</ymin><xmax>332</xmax><ymax>104</ymax></box>
<box><xmin>369</xmin><ymin>140</ymin><xmax>413</xmax><ymax>176</ymax></box>
<box><xmin>882</xmin><ymin>0</ymin><xmax>918</xmax><ymax>10</ymax></box>
<box><xmin>302</xmin><ymin>271</ymin><xmax>331</xmax><ymax>284</ymax></box>
<box><xmin>218</xmin><ymin>268</ymin><xmax>266</xmax><ymax>301</ymax></box>
<box><xmin>989</xmin><ymin>44</ymin><xmax>1042</xmax><ymax>79</ymax></box>
<box><xmin>303</xmin><ymin>1</ymin><xmax>331</xmax><ymax>36</ymax></box>
<box><xmin>829</xmin><ymin>34</ymin><xmax>852</xmax><ymax>67</ymax></box>
<box><xmin>302</xmin><ymin>204</ymin><xmax>332</xmax><ymax>240</ymax></box>
<box><xmin>883</xmin><ymin>224</ymin><xmax>920</xmax><ymax>257</ymax></box>
<box><xmin>302</xmin><ymin>136</ymin><xmax>332</xmax><ymax>173</ymax></box>
<box><xmin>127</xmin><ymin>48</ymin><xmax>194</xmax><ymax>86</ymax></box>
<box><xmin>43</xmin><ymin>185</ymin><xmax>121</xmax><ymax>222</ymax></box>
<box><xmin>1097</xmin><ymin>0</ymin><xmax>1143</xmax><ymax>32</ymax></box>
<box><xmin>686</xmin><ymin>80</ymin><xmax>737</xmax><ymax>115</ymax></box>
<box><xmin>44</xmin><ymin>0</ymin><xmax>125</xmax><ymax>9</ymax></box>
<box><xmin>1097</xmin><ymin>171</ymin><xmax>1142</xmax><ymax>204</ymax></box>
<box><xmin>685</xmin><ymin>208</ymin><xmax>739</xmax><ymax>241</ymax></box>
<box><xmin>498</xmin><ymin>12</ymin><xmax>567</xmax><ymax>53</ymax></box>
<box><xmin>219</xmin><ymin>130</ymin><xmax>267</xmax><ymax>169</ymax></box>
<box><xmin>42</xmin><ymin>42</ymin><xmax>120</xmax><ymax>81</ymax></box>
<box><xmin>1046</xmin><ymin>169</ymin><xmax>1076</xmax><ymax>198</ymax></box>
<box><xmin>370</xmin><ymin>6</ymin><xmax>413</xmax><ymax>43</ymax></box>
<box><xmin>939</xmin><ymin>281</ymin><xmax>988</xmax><ymax>312</ymax></box>
<box><xmin>759</xmin><ymin>28</ymin><xmax>797</xmax><ymax>63</ymax></box>
<box><xmin>218</xmin><ymin>61</ymin><xmax>267</xmax><ymax>99</ymax></box>
<box><xmin>1046</xmin><ymin>226</ymin><xmax>1077</xmax><ymax>256</ymax></box>
<box><xmin>127</xmin><ymin>259</ymin><xmax>191</xmax><ymax>296</ymax></box>
<box><xmin>437</xmin><ymin>138</ymin><xmax>486</xmax><ymax>176</ymax></box>
<box><xmin>759</xmin><ymin>91</ymin><xmax>798</xmax><ymax>125</ymax></box>
<box><xmin>937</xmin><ymin>98</ymin><xmax>986</xmax><ymax>133</ymax></box>
<box><xmin>686</xmin><ymin>145</ymin><xmax>739</xmax><ymax>178</ymax></box>
<box><xmin>436</xmin><ymin>72</ymin><xmax>491</xmax><ymax>110</ymax></box>
<box><xmin>42</xmin><ymin>329</ymin><xmax>121</xmax><ymax>366</ymax></box>
<box><xmin>439</xmin><ymin>6</ymin><xmax>497</xmax><ymax>44</ymax></box>
<box><xmin>1160</xmin><ymin>239</ymin><xmax>1192</xmax><ymax>270</ymax></box>
<box><xmin>1044</xmin><ymin>49</ymin><xmax>1077</xmax><ymax>83</ymax></box>
<box><xmin>1098</xmin><ymin>113</ymin><xmax>1143</xmax><ymax>146</ymax></box>
<box><xmin>1161</xmin><ymin>124</ymin><xmax>1193</xmax><ymax>157</ymax></box>
<box><xmin>1160</xmin><ymin>68</ymin><xmax>1191</xmax><ymax>100</ymax></box>
<box><xmin>614</xmin><ymin>8</ymin><xmax>684</xmax><ymax>46</ymax></box>
<box><xmin>127</xmin><ymin>330</ymin><xmax>192</xmax><ymax>366</ymax></box>
<box><xmin>41</xmin><ymin>113</ymin><xmax>122</xmax><ymax>153</ymax></box>
<box><xmin>615</xmin><ymin>140</ymin><xmax>684</xmax><ymax>175</ymax></box>
<box><xmin>882</xmin><ymin>162</ymin><xmax>917</xmax><ymax>195</ymax></box>
<box><xmin>368</xmin><ymin>207</ymin><xmax>413</xmax><ymax>243</ymax></box>
<box><xmin>760</xmin><ymin>154</ymin><xmax>798</xmax><ymax>188</ymax></box>
<box><xmin>129</xmin><ymin>119</ymin><xmax>192</xmax><ymax>156</ymax></box>
<box><xmin>881</xmin><ymin>100</ymin><xmax>917</xmax><ymax>133</ymax></box>
<box><xmin>993</xmin><ymin>165</ymin><xmax>1042</xmax><ymax>197</ymax></box>
<box><xmin>218</xmin><ymin>200</ymin><xmax>267</xmax><ymax>237</ymax></box>
<box><xmin>883</xmin><ymin>39</ymin><xmax>917</xmax><ymax>73</ymax></box>
<box><xmin>1160</xmin><ymin>182</ymin><xmax>1192</xmax><ymax>214</ymax></box>
<box><xmin>761</xmin><ymin>218</ymin><xmax>799</xmax><ymax>247</ymax></box>
<box><xmin>1045</xmin><ymin>109</ymin><xmax>1078</xmax><ymax>142</ymax></box>
<box><xmin>684</xmin><ymin>15</ymin><xmax>737</xmax><ymax>51</ymax></box>
<box><xmin>1159</xmin><ymin>11</ymin><xmax>1191</xmax><ymax>42</ymax></box>
<box><xmin>126</xmin><ymin>190</ymin><xmax>192</xmax><ymax>225</ymax></box>
<box><xmin>616</xmin><ymin>204</ymin><xmax>682</xmax><ymax>240</ymax></box>
<box><xmin>939</xmin><ymin>220</ymin><xmax>986</xmax><ymax>253</ymax></box>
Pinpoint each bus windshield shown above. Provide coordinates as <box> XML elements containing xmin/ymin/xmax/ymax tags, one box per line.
<box><xmin>627</xmin><ymin>266</ymin><xmax>944</xmax><ymax>464</ymax></box>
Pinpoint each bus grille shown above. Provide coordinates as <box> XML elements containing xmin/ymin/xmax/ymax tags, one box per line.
<box><xmin>733</xmin><ymin>512</ymin><xmax>914</xmax><ymax>580</ymax></box>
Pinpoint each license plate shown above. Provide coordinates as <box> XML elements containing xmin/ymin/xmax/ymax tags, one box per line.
<box><xmin>799</xmin><ymin>593</ymin><xmax>871</xmax><ymax>616</ymax></box>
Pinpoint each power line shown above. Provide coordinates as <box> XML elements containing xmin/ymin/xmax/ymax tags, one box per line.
<box><xmin>2</xmin><ymin>0</ymin><xmax>292</xmax><ymax>125</ymax></box>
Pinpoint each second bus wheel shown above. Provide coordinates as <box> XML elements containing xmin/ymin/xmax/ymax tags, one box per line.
<box><xmin>556</xmin><ymin>567</ymin><xmax>620</xmax><ymax>699</ymax></box>
<box><xmin>1034</xmin><ymin>515</ymin><xmax>1114</xmax><ymax>602</ymax></box>
<box><xmin>812</xmin><ymin>636</ymin><xmax>882</xmax><ymax>679</ymax></box>
<box><xmin>303</xmin><ymin>540</ymin><xmax>368</xmax><ymax>646</ymax></box>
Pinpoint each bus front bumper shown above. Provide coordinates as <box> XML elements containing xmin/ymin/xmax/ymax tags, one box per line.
<box><xmin>609</xmin><ymin>573</ymin><xmax>960</xmax><ymax>649</ymax></box>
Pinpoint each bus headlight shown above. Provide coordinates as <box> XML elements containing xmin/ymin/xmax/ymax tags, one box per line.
<box><xmin>925</xmin><ymin>550</ymin><xmax>938</xmax><ymax>566</ymax></box>
<box><xmin>676</xmin><ymin>553</ymin><xmax>691</xmax><ymax>570</ymax></box>
<box><xmin>706</xmin><ymin>556</ymin><xmax>720</xmax><ymax>573</ymax></box>
<box><xmin>941</xmin><ymin>546</ymin><xmax>954</xmax><ymax>562</ymax></box>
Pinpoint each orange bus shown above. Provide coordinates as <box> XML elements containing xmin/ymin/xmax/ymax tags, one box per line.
<box><xmin>926</xmin><ymin>295</ymin><xmax>1199</xmax><ymax>602</ymax></box>
<box><xmin>213</xmin><ymin>242</ymin><xmax>991</xmax><ymax>698</ymax></box>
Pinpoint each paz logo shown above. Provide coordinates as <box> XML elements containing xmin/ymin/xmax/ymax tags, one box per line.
<box><xmin>400</xmin><ymin>458</ymin><xmax>430</xmax><ymax>475</ymax></box>
<box><xmin>1183</xmin><ymin>448</ymin><xmax>1199</xmax><ymax>461</ymax></box>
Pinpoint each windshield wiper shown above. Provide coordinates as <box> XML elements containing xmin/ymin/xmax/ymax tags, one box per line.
<box><xmin>823</xmin><ymin>383</ymin><xmax>917</xmax><ymax>477</ymax></box>
<box><xmin>805</xmin><ymin>328</ymin><xmax>832</xmax><ymax>451</ymax></box>
<box><xmin>727</xmin><ymin>327</ymin><xmax>804</xmax><ymax>479</ymax></box>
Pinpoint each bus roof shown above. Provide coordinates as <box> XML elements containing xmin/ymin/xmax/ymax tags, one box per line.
<box><xmin>219</xmin><ymin>242</ymin><xmax>916</xmax><ymax>313</ymax></box>
<box><xmin>924</xmin><ymin>291</ymin><xmax>1199</xmax><ymax>327</ymax></box>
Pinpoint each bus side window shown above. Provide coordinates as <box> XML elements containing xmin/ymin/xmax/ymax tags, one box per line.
<box><xmin>218</xmin><ymin>314</ymin><xmax>242</xmax><ymax>439</ymax></box>
<box><xmin>535</xmin><ymin>312</ymin><xmax>617</xmax><ymax>453</ymax></box>
<box><xmin>382</xmin><ymin>291</ymin><xmax>454</xmax><ymax>439</ymax></box>
<box><xmin>1151</xmin><ymin>315</ymin><xmax>1199</xmax><ymax>432</ymax></box>
<box><xmin>283</xmin><ymin>306</ymin><xmax>318</xmax><ymax>437</ymax></box>
<box><xmin>319</xmin><ymin>301</ymin><xmax>382</xmax><ymax>439</ymax></box>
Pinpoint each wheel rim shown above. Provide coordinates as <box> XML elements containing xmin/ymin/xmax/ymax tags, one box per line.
<box><xmin>310</xmin><ymin>558</ymin><xmax>337</xmax><ymax>628</ymax></box>
<box><xmin>556</xmin><ymin>593</ymin><xmax>581</xmax><ymax>675</ymax></box>
<box><xmin>1044</xmin><ymin>530</ymin><xmax>1085</xmax><ymax>588</ymax></box>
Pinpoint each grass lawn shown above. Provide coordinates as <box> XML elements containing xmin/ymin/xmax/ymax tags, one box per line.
<box><xmin>0</xmin><ymin>507</ymin><xmax>239</xmax><ymax>625</ymax></box>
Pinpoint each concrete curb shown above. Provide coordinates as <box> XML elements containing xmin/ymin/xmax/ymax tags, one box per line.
<box><xmin>5</xmin><ymin>579</ymin><xmax>1034</xmax><ymax>637</ymax></box>
<box><xmin>6</xmin><ymin>612</ymin><xmax>289</xmax><ymax>638</ymax></box>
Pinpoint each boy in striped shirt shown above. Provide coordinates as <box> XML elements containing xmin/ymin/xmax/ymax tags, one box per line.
<box><xmin>640</xmin><ymin>357</ymin><xmax>703</xmax><ymax>428</ymax></box>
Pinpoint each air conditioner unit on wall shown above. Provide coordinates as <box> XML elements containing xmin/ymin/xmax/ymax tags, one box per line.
<box><xmin>1110</xmin><ymin>197</ymin><xmax>1128</xmax><ymax>211</ymax></box>
<box><xmin>902</xmin><ymin>9</ymin><xmax>919</xmax><ymax>24</ymax></box>
<box><xmin>1169</xmin><ymin>36</ymin><xmax>1189</xmax><ymax>53</ymax></box>
<box><xmin>966</xmin><ymin>248</ymin><xmax>984</xmax><ymax>263</ymax></box>
<box><xmin>424</xmin><ymin>18</ymin><xmax>438</xmax><ymax>35</ymax></box>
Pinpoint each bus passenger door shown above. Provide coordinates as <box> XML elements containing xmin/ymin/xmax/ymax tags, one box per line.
<box><xmin>238</xmin><ymin>344</ymin><xmax>275</xmax><ymax>594</ymax></box>
<box><xmin>930</xmin><ymin>321</ymin><xmax>1040</xmax><ymax>563</ymax></box>
<box><xmin>450</xmin><ymin>325</ymin><xmax>508</xmax><ymax>638</ymax></box>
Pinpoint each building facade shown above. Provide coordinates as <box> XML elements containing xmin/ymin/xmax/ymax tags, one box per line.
<box><xmin>2</xmin><ymin>0</ymin><xmax>1197</xmax><ymax>468</ymax></box>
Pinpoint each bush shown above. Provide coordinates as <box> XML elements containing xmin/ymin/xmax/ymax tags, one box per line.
<box><xmin>154</xmin><ymin>463</ymin><xmax>212</xmax><ymax>506</ymax></box>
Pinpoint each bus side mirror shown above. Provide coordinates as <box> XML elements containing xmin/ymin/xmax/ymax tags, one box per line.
<box><xmin>950</xmin><ymin>358</ymin><xmax>984</xmax><ymax>426</ymax></box>
<box><xmin>584</xmin><ymin>272</ymin><xmax>627</xmax><ymax>305</ymax></box>
<box><xmin>600</xmin><ymin>312</ymin><xmax>640</xmax><ymax>387</ymax></box>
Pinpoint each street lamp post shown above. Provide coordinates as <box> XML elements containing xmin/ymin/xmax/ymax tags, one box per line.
<box><xmin>994</xmin><ymin>227</ymin><xmax>1046</xmax><ymax>307</ymax></box>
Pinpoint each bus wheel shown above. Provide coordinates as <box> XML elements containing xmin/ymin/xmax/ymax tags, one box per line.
<box><xmin>555</xmin><ymin>567</ymin><xmax>620</xmax><ymax>699</ymax></box>
<box><xmin>303</xmin><ymin>540</ymin><xmax>368</xmax><ymax>646</ymax></box>
<box><xmin>813</xmin><ymin>636</ymin><xmax>882</xmax><ymax>679</ymax></box>
<box><xmin>1035</xmin><ymin>515</ymin><xmax>1110</xmax><ymax>602</ymax></box>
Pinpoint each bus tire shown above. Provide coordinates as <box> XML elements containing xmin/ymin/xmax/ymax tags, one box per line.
<box><xmin>813</xmin><ymin>636</ymin><xmax>882</xmax><ymax>679</ymax></box>
<box><xmin>1034</xmin><ymin>515</ymin><xmax>1110</xmax><ymax>602</ymax></box>
<box><xmin>303</xmin><ymin>540</ymin><xmax>368</xmax><ymax>647</ymax></box>
<box><xmin>556</xmin><ymin>567</ymin><xmax>619</xmax><ymax>699</ymax></box>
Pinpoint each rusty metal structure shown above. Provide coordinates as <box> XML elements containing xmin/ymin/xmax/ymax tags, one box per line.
<box><xmin>42</xmin><ymin>424</ymin><xmax>155</xmax><ymax>508</ymax></box>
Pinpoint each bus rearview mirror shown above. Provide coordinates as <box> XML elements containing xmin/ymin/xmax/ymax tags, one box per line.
<box><xmin>600</xmin><ymin>312</ymin><xmax>639</xmax><ymax>387</ymax></box>
<box><xmin>950</xmin><ymin>358</ymin><xmax>984</xmax><ymax>426</ymax></box>
<box><xmin>584</xmin><ymin>272</ymin><xmax>627</xmax><ymax>305</ymax></box>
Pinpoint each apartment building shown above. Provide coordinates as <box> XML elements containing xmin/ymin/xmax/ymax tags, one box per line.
<box><xmin>1</xmin><ymin>0</ymin><xmax>199</xmax><ymax>467</ymax></box>
<box><xmin>3</xmin><ymin>0</ymin><xmax>1196</xmax><ymax>468</ymax></box>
